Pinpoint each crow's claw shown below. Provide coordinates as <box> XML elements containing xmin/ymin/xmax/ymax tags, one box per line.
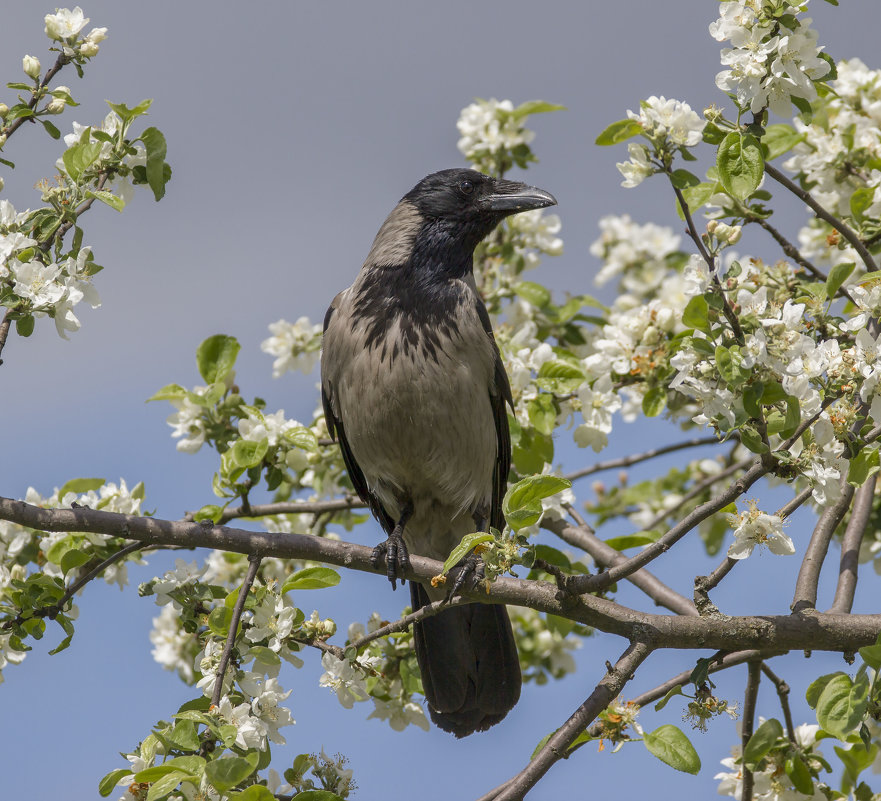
<box><xmin>446</xmin><ymin>552</ymin><xmax>485</xmax><ymax>599</ymax></box>
<box><xmin>372</xmin><ymin>529</ymin><xmax>411</xmax><ymax>590</ymax></box>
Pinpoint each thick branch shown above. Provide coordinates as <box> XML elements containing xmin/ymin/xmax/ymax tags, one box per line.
<box><xmin>741</xmin><ymin>660</ymin><xmax>762</xmax><ymax>801</ymax></box>
<box><xmin>829</xmin><ymin>475</ymin><xmax>877</xmax><ymax>614</ymax></box>
<box><xmin>486</xmin><ymin>640</ymin><xmax>653</xmax><ymax>801</ymax></box>
<box><xmin>764</xmin><ymin>162</ymin><xmax>879</xmax><ymax>273</ymax></box>
<box><xmin>563</xmin><ymin>436</ymin><xmax>719</xmax><ymax>482</ymax></box>
<box><xmin>791</xmin><ymin>480</ymin><xmax>855</xmax><ymax>613</ymax></box>
<box><xmin>2</xmin><ymin>497</ymin><xmax>880</xmax><ymax>651</ymax></box>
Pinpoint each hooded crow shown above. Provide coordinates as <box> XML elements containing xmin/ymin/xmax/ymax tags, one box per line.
<box><xmin>320</xmin><ymin>168</ymin><xmax>557</xmax><ymax>737</ymax></box>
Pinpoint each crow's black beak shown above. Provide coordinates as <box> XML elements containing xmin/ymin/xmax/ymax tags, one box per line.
<box><xmin>482</xmin><ymin>179</ymin><xmax>557</xmax><ymax>213</ymax></box>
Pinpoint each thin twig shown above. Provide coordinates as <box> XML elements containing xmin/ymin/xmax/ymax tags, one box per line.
<box><xmin>745</xmin><ymin>216</ymin><xmax>857</xmax><ymax>305</ymax></box>
<box><xmin>741</xmin><ymin>660</ymin><xmax>762</xmax><ymax>801</ymax></box>
<box><xmin>567</xmin><ymin>460</ymin><xmax>767</xmax><ymax>595</ymax></box>
<box><xmin>759</xmin><ymin>662</ymin><xmax>796</xmax><ymax>744</ymax></box>
<box><xmin>776</xmin><ymin>487</ymin><xmax>814</xmax><ymax>520</ymax></box>
<box><xmin>546</xmin><ymin>514</ymin><xmax>698</xmax><ymax>616</ymax></box>
<box><xmin>0</xmin><ymin>310</ymin><xmax>13</xmax><ymax>366</ymax></box>
<box><xmin>186</xmin><ymin>496</ymin><xmax>368</xmax><ymax>524</ymax></box>
<box><xmin>348</xmin><ymin>597</ymin><xmax>473</xmax><ymax>652</ymax></box>
<box><xmin>694</xmin><ymin>556</ymin><xmax>738</xmax><ymax>604</ymax></box>
<box><xmin>211</xmin><ymin>554</ymin><xmax>261</xmax><ymax>708</ymax></box>
<box><xmin>764</xmin><ymin>162</ymin><xmax>879</xmax><ymax>273</ymax></box>
<box><xmin>1</xmin><ymin>53</ymin><xmax>71</xmax><ymax>140</ymax></box>
<box><xmin>484</xmin><ymin>640</ymin><xmax>654</xmax><ymax>801</ymax></box>
<box><xmin>829</xmin><ymin>474</ymin><xmax>877</xmax><ymax>614</ymax></box>
<box><xmin>563</xmin><ymin>436</ymin><xmax>720</xmax><ymax>482</ymax></box>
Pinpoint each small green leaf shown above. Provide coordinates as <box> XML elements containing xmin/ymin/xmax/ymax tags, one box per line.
<box><xmin>682</xmin><ymin>295</ymin><xmax>710</xmax><ymax>333</ymax></box>
<box><xmin>40</xmin><ymin>119</ymin><xmax>61</xmax><ymax>139</ymax></box>
<box><xmin>826</xmin><ymin>261</ymin><xmax>855</xmax><ymax>300</ymax></box>
<box><xmin>605</xmin><ymin>532</ymin><xmax>660</xmax><ymax>551</ymax></box>
<box><xmin>595</xmin><ymin>118</ymin><xmax>643</xmax><ymax>146</ymax></box>
<box><xmin>106</xmin><ymin>98</ymin><xmax>153</xmax><ymax>123</ymax></box>
<box><xmin>197</xmin><ymin>334</ymin><xmax>240</xmax><ymax>383</ymax></box>
<box><xmin>717</xmin><ymin>131</ymin><xmax>764</xmax><ymax>201</ymax></box>
<box><xmin>147</xmin><ymin>383</ymin><xmax>189</xmax><ymax>402</ymax></box>
<box><xmin>641</xmin><ymin>386</ymin><xmax>666</xmax><ymax>418</ymax></box>
<box><xmin>743</xmin><ymin>718</ymin><xmax>783</xmax><ymax>768</ymax></box>
<box><xmin>282</xmin><ymin>566</ymin><xmax>341</xmax><ymax>592</ymax></box>
<box><xmin>441</xmin><ymin>531</ymin><xmax>494</xmax><ymax>574</ymax></box>
<box><xmin>194</xmin><ymin>504</ymin><xmax>224</xmax><ymax>524</ymax></box>
<box><xmin>60</xmin><ymin>548</ymin><xmax>91</xmax><ymax>575</ymax></box>
<box><xmin>146</xmin><ymin>770</ymin><xmax>189</xmax><ymax>801</ymax></box>
<box><xmin>207</xmin><ymin>605</ymin><xmax>233</xmax><ymax>637</ymax></box>
<box><xmin>670</xmin><ymin>169</ymin><xmax>700</xmax><ymax>189</ymax></box>
<box><xmin>785</xmin><ymin>754</ymin><xmax>814</xmax><ymax>795</ymax></box>
<box><xmin>515</xmin><ymin>281</ymin><xmax>551</xmax><ymax>308</ymax></box>
<box><xmin>653</xmin><ymin>684</ymin><xmax>685</xmax><ymax>711</ymax></box>
<box><xmin>643</xmin><ymin>725</ymin><xmax>701</xmax><ymax>774</ymax></box>
<box><xmin>848</xmin><ymin>448</ymin><xmax>880</xmax><ymax>487</ymax></box>
<box><xmin>816</xmin><ymin>672</ymin><xmax>867</xmax><ymax>739</ymax></box>
<box><xmin>761</xmin><ymin>123</ymin><xmax>804</xmax><ymax>160</ymax></box>
<box><xmin>89</xmin><ymin>189</ymin><xmax>125</xmax><ymax>212</ymax></box>
<box><xmin>62</xmin><ymin>137</ymin><xmax>102</xmax><ymax>181</ymax></box>
<box><xmin>230</xmin><ymin>438</ymin><xmax>268</xmax><ymax>470</ymax></box>
<box><xmin>59</xmin><ymin>477</ymin><xmax>105</xmax><ymax>497</ymax></box>
<box><xmin>715</xmin><ymin>345</ymin><xmax>749</xmax><ymax>386</ymax></box>
<box><xmin>806</xmin><ymin>672</ymin><xmax>843</xmax><ymax>709</ymax></box>
<box><xmin>204</xmin><ymin>756</ymin><xmax>257</xmax><ymax>792</ymax></box>
<box><xmin>503</xmin><ymin>475</ymin><xmax>572</xmax><ymax>532</ymax></box>
<box><xmin>98</xmin><ymin>769</ymin><xmax>132</xmax><ymax>797</ymax></box>
<box><xmin>229</xmin><ymin>787</ymin><xmax>278</xmax><ymax>801</ymax></box>
<box><xmin>15</xmin><ymin>315</ymin><xmax>35</xmax><ymax>337</ymax></box>
<box><xmin>140</xmin><ymin>126</ymin><xmax>170</xmax><ymax>201</ymax></box>
<box><xmin>858</xmin><ymin>638</ymin><xmax>881</xmax><ymax>670</ymax></box>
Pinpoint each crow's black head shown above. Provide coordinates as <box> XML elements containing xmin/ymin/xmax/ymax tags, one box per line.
<box><xmin>403</xmin><ymin>168</ymin><xmax>557</xmax><ymax>249</ymax></box>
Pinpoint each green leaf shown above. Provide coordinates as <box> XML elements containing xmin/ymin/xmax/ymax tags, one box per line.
<box><xmin>595</xmin><ymin>118</ymin><xmax>643</xmax><ymax>146</ymax></box>
<box><xmin>679</xmin><ymin>182</ymin><xmax>718</xmax><ymax>217</ymax></box>
<box><xmin>785</xmin><ymin>753</ymin><xmax>814</xmax><ymax>795</ymax></box>
<box><xmin>15</xmin><ymin>315</ymin><xmax>35</xmax><ymax>337</ymax></box>
<box><xmin>140</xmin><ymin>126</ymin><xmax>170</xmax><ymax>201</ymax></box>
<box><xmin>806</xmin><ymin>672</ymin><xmax>844</xmax><ymax>709</ymax></box>
<box><xmin>503</xmin><ymin>475</ymin><xmax>572</xmax><ymax>532</ymax></box>
<box><xmin>146</xmin><ymin>770</ymin><xmax>189</xmax><ymax>801</ymax></box>
<box><xmin>850</xmin><ymin>187</ymin><xmax>875</xmax><ymax>222</ymax></box>
<box><xmin>527</xmin><ymin>394</ymin><xmax>557</xmax><ymax>436</ymax></box>
<box><xmin>717</xmin><ymin>132</ymin><xmax>764</xmax><ymax>201</ymax></box>
<box><xmin>641</xmin><ymin>386</ymin><xmax>666</xmax><ymax>418</ymax></box>
<box><xmin>643</xmin><ymin>725</ymin><xmax>701</xmax><ymax>774</ymax></box>
<box><xmin>715</xmin><ymin>345</ymin><xmax>748</xmax><ymax>387</ymax></box>
<box><xmin>146</xmin><ymin>383</ymin><xmax>189</xmax><ymax>402</ymax></box>
<box><xmin>848</xmin><ymin>447</ymin><xmax>881</xmax><ymax>487</ymax></box>
<box><xmin>59</xmin><ymin>477</ymin><xmax>105</xmax><ymax>497</ymax></box>
<box><xmin>62</xmin><ymin>137</ymin><xmax>102</xmax><ymax>182</ymax></box>
<box><xmin>653</xmin><ymin>684</ymin><xmax>685</xmax><ymax>711</ymax></box>
<box><xmin>441</xmin><ymin>531</ymin><xmax>494</xmax><ymax>574</ymax></box>
<box><xmin>858</xmin><ymin>635</ymin><xmax>881</xmax><ymax>670</ymax></box>
<box><xmin>682</xmin><ymin>295</ymin><xmax>710</xmax><ymax>333</ymax></box>
<box><xmin>207</xmin><ymin>605</ymin><xmax>233</xmax><ymax>637</ymax></box>
<box><xmin>511</xmin><ymin>100</ymin><xmax>566</xmax><ymax>119</ymax></box>
<box><xmin>826</xmin><ymin>261</ymin><xmax>855</xmax><ymax>300</ymax></box>
<box><xmin>743</xmin><ymin>718</ymin><xmax>783</xmax><ymax>768</ymax></box>
<box><xmin>761</xmin><ymin>123</ymin><xmax>804</xmax><ymax>160</ymax></box>
<box><xmin>283</xmin><ymin>425</ymin><xmax>320</xmax><ymax>452</ymax></box>
<box><xmin>293</xmin><ymin>792</ymin><xmax>345</xmax><ymax>801</ymax></box>
<box><xmin>670</xmin><ymin>169</ymin><xmax>700</xmax><ymax>189</ymax></box>
<box><xmin>204</xmin><ymin>756</ymin><xmax>256</xmax><ymax>792</ymax></box>
<box><xmin>230</xmin><ymin>438</ymin><xmax>268</xmax><ymax>470</ymax></box>
<box><xmin>60</xmin><ymin>548</ymin><xmax>91</xmax><ymax>575</ymax></box>
<box><xmin>194</xmin><ymin>504</ymin><xmax>224</xmax><ymax>524</ymax></box>
<box><xmin>197</xmin><ymin>334</ymin><xmax>240</xmax><ymax>383</ymax></box>
<box><xmin>835</xmin><ymin>743</ymin><xmax>879</xmax><ymax>787</ymax></box>
<box><xmin>535</xmin><ymin>359</ymin><xmax>586</xmax><ymax>393</ymax></box>
<box><xmin>515</xmin><ymin>281</ymin><xmax>551</xmax><ymax>308</ymax></box>
<box><xmin>40</xmin><ymin>119</ymin><xmax>61</xmax><ymax>139</ymax></box>
<box><xmin>229</xmin><ymin>787</ymin><xmax>278</xmax><ymax>801</ymax></box>
<box><xmin>605</xmin><ymin>532</ymin><xmax>660</xmax><ymax>551</ymax></box>
<box><xmin>98</xmin><ymin>769</ymin><xmax>132</xmax><ymax>797</ymax></box>
<box><xmin>89</xmin><ymin>189</ymin><xmax>125</xmax><ymax>212</ymax></box>
<box><xmin>106</xmin><ymin>98</ymin><xmax>152</xmax><ymax>124</ymax></box>
<box><xmin>282</xmin><ymin>566</ymin><xmax>341</xmax><ymax>592</ymax></box>
<box><xmin>816</xmin><ymin>672</ymin><xmax>867</xmax><ymax>739</ymax></box>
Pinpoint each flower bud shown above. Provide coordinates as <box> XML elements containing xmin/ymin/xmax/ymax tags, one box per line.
<box><xmin>323</xmin><ymin>619</ymin><xmax>337</xmax><ymax>637</ymax></box>
<box><xmin>706</xmin><ymin>220</ymin><xmax>718</xmax><ymax>235</ymax></box>
<box><xmin>54</xmin><ymin>85</ymin><xmax>72</xmax><ymax>97</ymax></box>
<box><xmin>0</xmin><ymin>134</ymin><xmax>7</xmax><ymax>148</ymax></box>
<box><xmin>23</xmin><ymin>54</ymin><xmax>41</xmax><ymax>79</ymax></box>
<box><xmin>85</xmin><ymin>27</ymin><xmax>108</xmax><ymax>43</ymax></box>
<box><xmin>0</xmin><ymin>103</ymin><xmax>7</xmax><ymax>118</ymax></box>
<box><xmin>46</xmin><ymin>97</ymin><xmax>66</xmax><ymax>115</ymax></box>
<box><xmin>0</xmin><ymin>176</ymin><xmax>4</xmax><ymax>192</ymax></box>
<box><xmin>79</xmin><ymin>41</ymin><xmax>99</xmax><ymax>58</ymax></box>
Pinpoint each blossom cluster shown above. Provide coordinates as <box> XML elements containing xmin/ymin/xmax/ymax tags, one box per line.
<box><xmin>457</xmin><ymin>97</ymin><xmax>537</xmax><ymax>176</ymax></box>
<box><xmin>710</xmin><ymin>0</ymin><xmax>830</xmax><ymax>116</ymax></box>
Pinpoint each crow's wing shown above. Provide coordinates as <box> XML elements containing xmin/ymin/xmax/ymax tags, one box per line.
<box><xmin>321</xmin><ymin>297</ymin><xmax>396</xmax><ymax>534</ymax></box>
<box><xmin>474</xmin><ymin>300</ymin><xmax>513</xmax><ymax>532</ymax></box>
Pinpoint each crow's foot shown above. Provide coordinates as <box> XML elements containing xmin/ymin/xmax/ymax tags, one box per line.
<box><xmin>372</xmin><ymin>529</ymin><xmax>411</xmax><ymax>590</ymax></box>
<box><xmin>446</xmin><ymin>551</ymin><xmax>486</xmax><ymax>599</ymax></box>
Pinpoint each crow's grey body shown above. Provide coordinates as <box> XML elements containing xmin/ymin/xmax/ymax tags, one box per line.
<box><xmin>320</xmin><ymin>169</ymin><xmax>556</xmax><ymax>736</ymax></box>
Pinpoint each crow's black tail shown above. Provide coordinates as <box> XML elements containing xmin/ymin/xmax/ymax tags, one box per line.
<box><xmin>410</xmin><ymin>582</ymin><xmax>521</xmax><ymax>737</ymax></box>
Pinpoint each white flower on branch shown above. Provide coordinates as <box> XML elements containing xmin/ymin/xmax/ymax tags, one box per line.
<box><xmin>727</xmin><ymin>502</ymin><xmax>794</xmax><ymax>560</ymax></box>
<box><xmin>261</xmin><ymin>316</ymin><xmax>322</xmax><ymax>378</ymax></box>
<box><xmin>44</xmin><ymin>6</ymin><xmax>89</xmax><ymax>41</ymax></box>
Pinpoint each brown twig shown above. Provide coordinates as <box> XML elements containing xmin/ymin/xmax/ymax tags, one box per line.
<box><xmin>347</xmin><ymin>596</ymin><xmax>473</xmax><ymax>652</ymax></box>
<box><xmin>186</xmin><ymin>496</ymin><xmax>368</xmax><ymax>524</ymax></box>
<box><xmin>563</xmin><ymin>436</ymin><xmax>720</xmax><ymax>482</ymax></box>
<box><xmin>759</xmin><ymin>662</ymin><xmax>796</xmax><ymax>744</ymax></box>
<box><xmin>741</xmin><ymin>660</ymin><xmax>762</xmax><ymax>801</ymax></box>
<box><xmin>483</xmin><ymin>640</ymin><xmax>653</xmax><ymax>801</ymax></box>
<box><xmin>1</xmin><ymin>53</ymin><xmax>71</xmax><ymax>141</ymax></box>
<box><xmin>764</xmin><ymin>162</ymin><xmax>879</xmax><ymax>273</ymax></box>
<box><xmin>0</xmin><ymin>310</ymin><xmax>12</xmax><ymax>366</ymax></box>
<box><xmin>829</xmin><ymin>475</ymin><xmax>877</xmax><ymax>614</ymax></box>
<box><xmin>211</xmin><ymin>554</ymin><xmax>261</xmax><ymax>708</ymax></box>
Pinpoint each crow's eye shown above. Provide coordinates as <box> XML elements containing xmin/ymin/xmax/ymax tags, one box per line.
<box><xmin>459</xmin><ymin>179</ymin><xmax>474</xmax><ymax>195</ymax></box>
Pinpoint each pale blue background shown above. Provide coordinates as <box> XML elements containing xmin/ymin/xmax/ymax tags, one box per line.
<box><xmin>1</xmin><ymin>2</ymin><xmax>878</xmax><ymax>799</ymax></box>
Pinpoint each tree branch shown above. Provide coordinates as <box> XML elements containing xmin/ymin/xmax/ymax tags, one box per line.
<box><xmin>563</xmin><ymin>436</ymin><xmax>720</xmax><ymax>482</ymax></box>
<box><xmin>759</xmin><ymin>661</ymin><xmax>796</xmax><ymax>744</ymax></box>
<box><xmin>828</xmin><ymin>475</ymin><xmax>877</xmax><ymax>614</ymax></box>
<box><xmin>567</xmin><ymin>460</ymin><xmax>767</xmax><ymax>595</ymax></box>
<box><xmin>0</xmin><ymin>53</ymin><xmax>71</xmax><ymax>141</ymax></box>
<box><xmin>484</xmin><ymin>639</ymin><xmax>654</xmax><ymax>801</ymax></box>
<box><xmin>212</xmin><ymin>554</ymin><xmax>261</xmax><ymax>708</ymax></box>
<box><xmin>2</xmin><ymin>497</ymin><xmax>880</xmax><ymax>651</ymax></box>
<box><xmin>348</xmin><ymin>596</ymin><xmax>473</xmax><ymax>652</ymax></box>
<box><xmin>185</xmin><ymin>496</ymin><xmax>368</xmax><ymax>524</ymax></box>
<box><xmin>791</xmin><ymin>480</ymin><xmax>855</xmax><ymax>613</ymax></box>
<box><xmin>740</xmin><ymin>660</ymin><xmax>762</xmax><ymax>801</ymax></box>
<box><xmin>764</xmin><ymin>162</ymin><xmax>879</xmax><ymax>274</ymax></box>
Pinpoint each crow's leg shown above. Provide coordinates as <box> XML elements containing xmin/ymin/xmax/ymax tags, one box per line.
<box><xmin>372</xmin><ymin>500</ymin><xmax>413</xmax><ymax>590</ymax></box>
<box><xmin>446</xmin><ymin>550</ymin><xmax>486</xmax><ymax>599</ymax></box>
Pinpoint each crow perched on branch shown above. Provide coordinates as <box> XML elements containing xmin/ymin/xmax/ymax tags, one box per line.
<box><xmin>321</xmin><ymin>168</ymin><xmax>557</xmax><ymax>737</ymax></box>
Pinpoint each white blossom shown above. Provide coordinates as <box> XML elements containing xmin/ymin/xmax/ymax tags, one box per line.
<box><xmin>44</xmin><ymin>7</ymin><xmax>89</xmax><ymax>40</ymax></box>
<box><xmin>261</xmin><ymin>317</ymin><xmax>322</xmax><ymax>377</ymax></box>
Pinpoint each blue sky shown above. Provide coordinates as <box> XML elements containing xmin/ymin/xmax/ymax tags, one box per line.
<box><xmin>2</xmin><ymin>1</ymin><xmax>879</xmax><ymax>799</ymax></box>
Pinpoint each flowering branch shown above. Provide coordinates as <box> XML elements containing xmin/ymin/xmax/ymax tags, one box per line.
<box><xmin>485</xmin><ymin>639</ymin><xmax>654</xmax><ymax>801</ymax></box>
<box><xmin>0</xmin><ymin>52</ymin><xmax>70</xmax><ymax>142</ymax></box>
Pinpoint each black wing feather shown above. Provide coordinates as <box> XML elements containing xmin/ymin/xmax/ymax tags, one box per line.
<box><xmin>322</xmin><ymin>302</ymin><xmax>395</xmax><ymax>535</ymax></box>
<box><xmin>474</xmin><ymin>300</ymin><xmax>513</xmax><ymax>532</ymax></box>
